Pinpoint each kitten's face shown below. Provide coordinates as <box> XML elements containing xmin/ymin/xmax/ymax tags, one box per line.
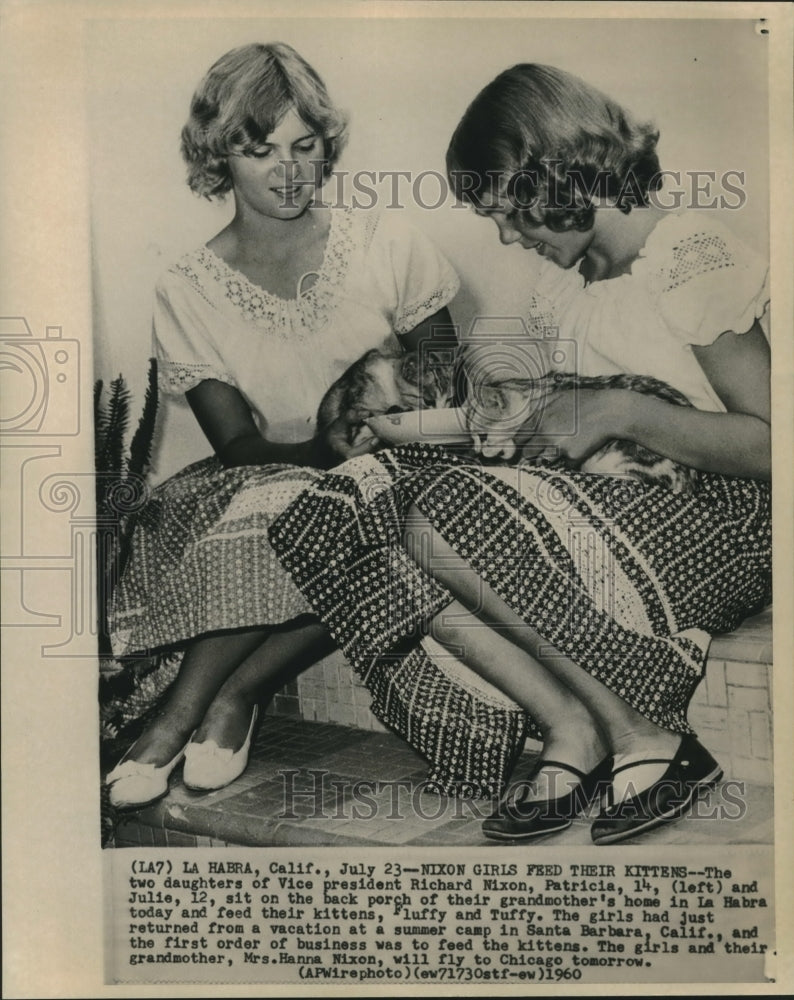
<box><xmin>465</xmin><ymin>382</ymin><xmax>543</xmax><ymax>457</ymax></box>
<box><xmin>352</xmin><ymin>355</ymin><xmax>406</xmax><ymax>420</ymax></box>
<box><xmin>469</xmin><ymin>383</ymin><xmax>527</xmax><ymax>421</ymax></box>
<box><xmin>318</xmin><ymin>349</ymin><xmax>457</xmax><ymax>460</ymax></box>
<box><xmin>397</xmin><ymin>352</ymin><xmax>454</xmax><ymax>410</ymax></box>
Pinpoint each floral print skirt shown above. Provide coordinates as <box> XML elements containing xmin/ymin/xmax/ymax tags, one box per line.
<box><xmin>269</xmin><ymin>444</ymin><xmax>772</xmax><ymax>795</ymax></box>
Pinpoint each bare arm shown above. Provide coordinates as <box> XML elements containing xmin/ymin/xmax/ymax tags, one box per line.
<box><xmin>187</xmin><ymin>308</ymin><xmax>460</xmax><ymax>468</ymax></box>
<box><xmin>527</xmin><ymin>323</ymin><xmax>771</xmax><ymax>480</ymax></box>
<box><xmin>616</xmin><ymin>323</ymin><xmax>770</xmax><ymax>479</ymax></box>
<box><xmin>186</xmin><ymin>379</ymin><xmax>322</xmax><ymax>469</ymax></box>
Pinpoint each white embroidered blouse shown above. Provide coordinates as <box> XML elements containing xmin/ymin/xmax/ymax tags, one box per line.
<box><xmin>153</xmin><ymin>207</ymin><xmax>460</xmax><ymax>443</ymax></box>
<box><xmin>524</xmin><ymin>211</ymin><xmax>770</xmax><ymax>412</ymax></box>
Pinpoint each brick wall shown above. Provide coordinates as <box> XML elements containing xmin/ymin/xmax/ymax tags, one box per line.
<box><xmin>689</xmin><ymin>659</ymin><xmax>773</xmax><ymax>785</ymax></box>
<box><xmin>269</xmin><ymin>649</ymin><xmax>387</xmax><ymax>734</ymax></box>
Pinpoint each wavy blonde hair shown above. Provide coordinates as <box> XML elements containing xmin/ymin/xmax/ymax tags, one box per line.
<box><xmin>181</xmin><ymin>42</ymin><xmax>348</xmax><ymax>199</ymax></box>
<box><xmin>447</xmin><ymin>64</ymin><xmax>661</xmax><ymax>231</ymax></box>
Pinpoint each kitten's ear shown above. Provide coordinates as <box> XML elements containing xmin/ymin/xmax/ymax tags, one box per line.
<box><xmin>474</xmin><ymin>383</ymin><xmax>508</xmax><ymax>414</ymax></box>
<box><xmin>422</xmin><ymin>348</ymin><xmax>443</xmax><ymax>364</ymax></box>
<box><xmin>399</xmin><ymin>352</ymin><xmax>419</xmax><ymax>379</ymax></box>
<box><xmin>425</xmin><ymin>348</ymin><xmax>457</xmax><ymax>374</ymax></box>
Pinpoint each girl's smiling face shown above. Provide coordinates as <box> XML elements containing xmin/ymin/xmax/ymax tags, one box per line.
<box><xmin>227</xmin><ymin>109</ymin><xmax>324</xmax><ymax>220</ymax></box>
<box><xmin>475</xmin><ymin>194</ymin><xmax>595</xmax><ymax>270</ymax></box>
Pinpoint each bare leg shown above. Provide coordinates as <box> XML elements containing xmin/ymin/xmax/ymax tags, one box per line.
<box><xmin>195</xmin><ymin>619</ymin><xmax>335</xmax><ymax>748</ymax></box>
<box><xmin>427</xmin><ymin>598</ymin><xmax>607</xmax><ymax>800</ymax></box>
<box><xmin>123</xmin><ymin>619</ymin><xmax>334</xmax><ymax>762</ymax></box>
<box><xmin>406</xmin><ymin>505</ymin><xmax>680</xmax><ymax>796</ymax></box>
<box><xmin>124</xmin><ymin>629</ymin><xmax>271</xmax><ymax>764</ymax></box>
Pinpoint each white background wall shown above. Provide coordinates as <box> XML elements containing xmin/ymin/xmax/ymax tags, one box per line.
<box><xmin>87</xmin><ymin>15</ymin><xmax>770</xmax><ymax>482</ymax></box>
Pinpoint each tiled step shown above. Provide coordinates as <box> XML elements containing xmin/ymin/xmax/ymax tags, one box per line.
<box><xmin>689</xmin><ymin>608</ymin><xmax>773</xmax><ymax>786</ymax></box>
<box><xmin>108</xmin><ymin>716</ymin><xmax>773</xmax><ymax>850</ymax></box>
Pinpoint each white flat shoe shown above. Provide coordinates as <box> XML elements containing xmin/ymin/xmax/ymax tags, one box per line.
<box><xmin>182</xmin><ymin>706</ymin><xmax>258</xmax><ymax>792</ymax></box>
<box><xmin>106</xmin><ymin>739</ymin><xmax>190</xmax><ymax>810</ymax></box>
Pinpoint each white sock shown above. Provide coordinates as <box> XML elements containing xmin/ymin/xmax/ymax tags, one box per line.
<box><xmin>610</xmin><ymin>751</ymin><xmax>671</xmax><ymax>803</ymax></box>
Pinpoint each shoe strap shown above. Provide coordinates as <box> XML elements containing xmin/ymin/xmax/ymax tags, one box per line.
<box><xmin>611</xmin><ymin>757</ymin><xmax>672</xmax><ymax>778</ymax></box>
<box><xmin>604</xmin><ymin>757</ymin><xmax>676</xmax><ymax>811</ymax></box>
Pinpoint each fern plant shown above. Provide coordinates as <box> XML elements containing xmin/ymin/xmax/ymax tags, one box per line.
<box><xmin>94</xmin><ymin>358</ymin><xmax>158</xmax><ymax>658</ymax></box>
<box><xmin>94</xmin><ymin>358</ymin><xmax>183</xmax><ymax>754</ymax></box>
<box><xmin>94</xmin><ymin>359</ymin><xmax>181</xmax><ymax>844</ymax></box>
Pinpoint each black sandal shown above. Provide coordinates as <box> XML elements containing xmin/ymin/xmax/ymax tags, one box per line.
<box><xmin>590</xmin><ymin>735</ymin><xmax>723</xmax><ymax>845</ymax></box>
<box><xmin>482</xmin><ymin>756</ymin><xmax>613</xmax><ymax>841</ymax></box>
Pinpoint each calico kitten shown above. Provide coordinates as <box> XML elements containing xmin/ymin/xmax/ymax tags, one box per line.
<box><xmin>467</xmin><ymin>371</ymin><xmax>699</xmax><ymax>494</ymax></box>
<box><xmin>318</xmin><ymin>349</ymin><xmax>698</xmax><ymax>494</ymax></box>
<box><xmin>316</xmin><ymin>348</ymin><xmax>456</xmax><ymax>462</ymax></box>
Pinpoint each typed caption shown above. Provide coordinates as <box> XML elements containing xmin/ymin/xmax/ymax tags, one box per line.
<box><xmin>108</xmin><ymin>847</ymin><xmax>775</xmax><ymax>986</ymax></box>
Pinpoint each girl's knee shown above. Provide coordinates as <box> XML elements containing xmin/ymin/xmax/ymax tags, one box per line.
<box><xmin>427</xmin><ymin>608</ymin><xmax>466</xmax><ymax>652</ymax></box>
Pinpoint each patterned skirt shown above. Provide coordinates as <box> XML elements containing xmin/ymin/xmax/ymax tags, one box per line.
<box><xmin>109</xmin><ymin>456</ymin><xmax>323</xmax><ymax>657</ymax></box>
<box><xmin>269</xmin><ymin>443</ymin><xmax>772</xmax><ymax>795</ymax></box>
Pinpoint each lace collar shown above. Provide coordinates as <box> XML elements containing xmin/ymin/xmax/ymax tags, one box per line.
<box><xmin>174</xmin><ymin>207</ymin><xmax>357</xmax><ymax>334</ymax></box>
<box><xmin>532</xmin><ymin>210</ymin><xmax>700</xmax><ymax>305</ymax></box>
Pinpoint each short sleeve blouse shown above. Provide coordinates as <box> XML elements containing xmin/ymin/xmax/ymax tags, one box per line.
<box><xmin>153</xmin><ymin>207</ymin><xmax>460</xmax><ymax>442</ymax></box>
<box><xmin>524</xmin><ymin>211</ymin><xmax>770</xmax><ymax>412</ymax></box>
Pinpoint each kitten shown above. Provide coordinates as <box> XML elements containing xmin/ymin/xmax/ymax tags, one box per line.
<box><xmin>318</xmin><ymin>351</ymin><xmax>698</xmax><ymax>494</ymax></box>
<box><xmin>316</xmin><ymin>348</ymin><xmax>456</xmax><ymax>462</ymax></box>
<box><xmin>467</xmin><ymin>371</ymin><xmax>699</xmax><ymax>494</ymax></box>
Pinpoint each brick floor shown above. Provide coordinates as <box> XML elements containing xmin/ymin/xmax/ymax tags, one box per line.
<box><xmin>107</xmin><ymin>716</ymin><xmax>773</xmax><ymax>849</ymax></box>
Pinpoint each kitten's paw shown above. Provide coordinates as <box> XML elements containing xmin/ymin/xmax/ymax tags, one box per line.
<box><xmin>481</xmin><ymin>435</ymin><xmax>517</xmax><ymax>461</ymax></box>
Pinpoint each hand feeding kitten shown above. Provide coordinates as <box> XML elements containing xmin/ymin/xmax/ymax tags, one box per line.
<box><xmin>316</xmin><ymin>347</ymin><xmax>456</xmax><ymax>464</ymax></box>
<box><xmin>466</xmin><ymin>371</ymin><xmax>700</xmax><ymax>494</ymax></box>
<box><xmin>317</xmin><ymin>347</ymin><xmax>699</xmax><ymax>494</ymax></box>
